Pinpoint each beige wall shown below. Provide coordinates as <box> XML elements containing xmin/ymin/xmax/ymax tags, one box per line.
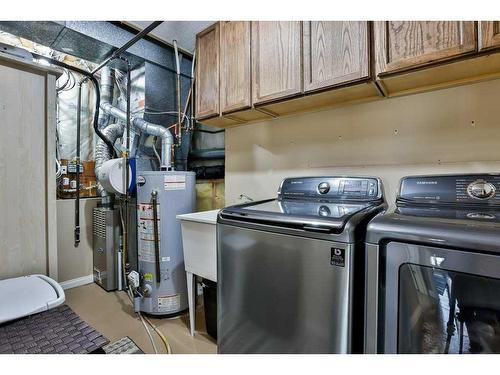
<box><xmin>57</xmin><ymin>198</ymin><xmax>99</xmax><ymax>282</ymax></box>
<box><xmin>225</xmin><ymin>79</ymin><xmax>500</xmax><ymax>207</ymax></box>
<box><xmin>0</xmin><ymin>57</ymin><xmax>58</xmax><ymax>280</ymax></box>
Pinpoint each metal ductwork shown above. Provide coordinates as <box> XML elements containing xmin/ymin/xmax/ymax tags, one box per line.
<box><xmin>97</xmin><ymin>66</ymin><xmax>174</xmax><ymax>170</ymax></box>
<box><xmin>100</xmin><ymin>102</ymin><xmax>173</xmax><ymax>169</ymax></box>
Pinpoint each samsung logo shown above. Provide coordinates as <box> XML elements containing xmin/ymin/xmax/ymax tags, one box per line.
<box><xmin>416</xmin><ymin>181</ymin><xmax>438</xmax><ymax>185</ymax></box>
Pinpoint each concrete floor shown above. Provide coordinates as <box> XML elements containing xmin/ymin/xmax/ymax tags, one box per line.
<box><xmin>65</xmin><ymin>283</ymin><xmax>217</xmax><ymax>354</ymax></box>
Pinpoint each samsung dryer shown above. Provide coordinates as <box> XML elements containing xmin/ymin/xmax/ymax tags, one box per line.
<box><xmin>365</xmin><ymin>174</ymin><xmax>500</xmax><ymax>354</ymax></box>
<box><xmin>217</xmin><ymin>176</ymin><xmax>386</xmax><ymax>353</ymax></box>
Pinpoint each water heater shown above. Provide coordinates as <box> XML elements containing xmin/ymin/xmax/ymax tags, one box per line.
<box><xmin>135</xmin><ymin>170</ymin><xmax>196</xmax><ymax>316</ymax></box>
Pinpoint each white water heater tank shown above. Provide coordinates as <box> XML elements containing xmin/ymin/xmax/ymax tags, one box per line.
<box><xmin>97</xmin><ymin>158</ymin><xmax>132</xmax><ymax>195</ymax></box>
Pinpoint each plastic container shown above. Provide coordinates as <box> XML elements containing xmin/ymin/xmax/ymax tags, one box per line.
<box><xmin>202</xmin><ymin>278</ymin><xmax>217</xmax><ymax>340</ymax></box>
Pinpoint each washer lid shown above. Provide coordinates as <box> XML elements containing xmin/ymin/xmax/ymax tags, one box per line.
<box><xmin>220</xmin><ymin>198</ymin><xmax>379</xmax><ymax>233</ymax></box>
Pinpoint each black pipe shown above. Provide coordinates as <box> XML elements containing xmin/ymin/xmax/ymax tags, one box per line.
<box><xmin>189</xmin><ymin>148</ymin><xmax>225</xmax><ymax>160</ymax></box>
<box><xmin>190</xmin><ymin>165</ymin><xmax>225</xmax><ymax>180</ymax></box>
<box><xmin>195</xmin><ymin>128</ymin><xmax>225</xmax><ymax>134</ymax></box>
<box><xmin>35</xmin><ymin>22</ymin><xmax>163</xmax><ymax>248</ymax></box>
<box><xmin>90</xmin><ymin>76</ymin><xmax>115</xmax><ymax>154</ymax></box>
<box><xmin>74</xmin><ymin>77</ymin><xmax>88</xmax><ymax>245</ymax></box>
<box><xmin>124</xmin><ymin>57</ymin><xmax>131</xmax><ymax>155</ymax></box>
<box><xmin>91</xmin><ymin>21</ymin><xmax>163</xmax><ymax>76</ymax></box>
<box><xmin>121</xmin><ymin>55</ymin><xmax>131</xmax><ymax>287</ymax></box>
<box><xmin>31</xmin><ymin>53</ymin><xmax>115</xmax><ymax>155</ymax></box>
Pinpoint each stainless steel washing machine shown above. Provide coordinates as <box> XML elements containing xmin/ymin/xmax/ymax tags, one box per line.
<box><xmin>217</xmin><ymin>176</ymin><xmax>386</xmax><ymax>353</ymax></box>
<box><xmin>365</xmin><ymin>174</ymin><xmax>500</xmax><ymax>354</ymax></box>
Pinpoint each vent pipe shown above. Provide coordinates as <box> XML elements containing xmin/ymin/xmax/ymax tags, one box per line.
<box><xmin>96</xmin><ymin>67</ymin><xmax>174</xmax><ymax>170</ymax></box>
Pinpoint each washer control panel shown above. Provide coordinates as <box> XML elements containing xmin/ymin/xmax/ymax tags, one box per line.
<box><xmin>279</xmin><ymin>177</ymin><xmax>381</xmax><ymax>201</ymax></box>
<box><xmin>467</xmin><ymin>180</ymin><xmax>496</xmax><ymax>200</ymax></box>
<box><xmin>398</xmin><ymin>174</ymin><xmax>500</xmax><ymax>205</ymax></box>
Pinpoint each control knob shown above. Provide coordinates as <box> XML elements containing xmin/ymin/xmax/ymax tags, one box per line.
<box><xmin>318</xmin><ymin>182</ymin><xmax>330</xmax><ymax>195</ymax></box>
<box><xmin>467</xmin><ymin>180</ymin><xmax>496</xmax><ymax>200</ymax></box>
<box><xmin>318</xmin><ymin>205</ymin><xmax>331</xmax><ymax>217</ymax></box>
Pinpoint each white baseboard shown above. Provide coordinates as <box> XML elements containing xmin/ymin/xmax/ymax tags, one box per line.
<box><xmin>59</xmin><ymin>274</ymin><xmax>94</xmax><ymax>290</ymax></box>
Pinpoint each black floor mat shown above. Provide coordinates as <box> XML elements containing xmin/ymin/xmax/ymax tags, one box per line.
<box><xmin>0</xmin><ymin>305</ymin><xmax>109</xmax><ymax>354</ymax></box>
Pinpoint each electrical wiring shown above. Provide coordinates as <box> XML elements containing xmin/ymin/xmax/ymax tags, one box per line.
<box><xmin>143</xmin><ymin>315</ymin><xmax>173</xmax><ymax>354</ymax></box>
<box><xmin>126</xmin><ymin>285</ymin><xmax>172</xmax><ymax>354</ymax></box>
<box><xmin>140</xmin><ymin>313</ymin><xmax>159</xmax><ymax>354</ymax></box>
<box><xmin>55</xmin><ymin>158</ymin><xmax>62</xmax><ymax>179</ymax></box>
<box><xmin>56</xmin><ymin>69</ymin><xmax>71</xmax><ymax>92</ymax></box>
<box><xmin>56</xmin><ymin>69</ymin><xmax>76</xmax><ymax>92</ymax></box>
<box><xmin>128</xmin><ymin>286</ymin><xmax>158</xmax><ymax>354</ymax></box>
<box><xmin>152</xmin><ymin>136</ymin><xmax>162</xmax><ymax>166</ymax></box>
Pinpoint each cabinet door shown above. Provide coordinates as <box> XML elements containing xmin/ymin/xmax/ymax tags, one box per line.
<box><xmin>220</xmin><ymin>21</ymin><xmax>251</xmax><ymax>114</ymax></box>
<box><xmin>252</xmin><ymin>21</ymin><xmax>302</xmax><ymax>105</ymax></box>
<box><xmin>195</xmin><ymin>23</ymin><xmax>219</xmax><ymax>119</ymax></box>
<box><xmin>303</xmin><ymin>21</ymin><xmax>370</xmax><ymax>92</ymax></box>
<box><xmin>374</xmin><ymin>21</ymin><xmax>477</xmax><ymax>74</ymax></box>
<box><xmin>479</xmin><ymin>21</ymin><xmax>500</xmax><ymax>51</ymax></box>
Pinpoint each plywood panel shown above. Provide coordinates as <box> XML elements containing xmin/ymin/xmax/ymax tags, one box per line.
<box><xmin>196</xmin><ymin>180</ymin><xmax>225</xmax><ymax>212</ymax></box>
<box><xmin>57</xmin><ymin>198</ymin><xmax>99</xmax><ymax>282</ymax></box>
<box><xmin>0</xmin><ymin>64</ymin><xmax>47</xmax><ymax>279</ymax></box>
<box><xmin>46</xmin><ymin>73</ymin><xmax>58</xmax><ymax>280</ymax></box>
<box><xmin>225</xmin><ymin>78</ymin><xmax>500</xmax><ymax>206</ymax></box>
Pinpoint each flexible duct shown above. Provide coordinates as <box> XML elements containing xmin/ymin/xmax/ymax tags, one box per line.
<box><xmin>95</xmin><ymin>122</ymin><xmax>124</xmax><ymax>196</ymax></box>
<box><xmin>97</xmin><ymin>67</ymin><xmax>114</xmax><ymax>129</ymax></box>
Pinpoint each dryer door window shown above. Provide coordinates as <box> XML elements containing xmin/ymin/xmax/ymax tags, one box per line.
<box><xmin>398</xmin><ymin>264</ymin><xmax>500</xmax><ymax>354</ymax></box>
<box><xmin>380</xmin><ymin>242</ymin><xmax>500</xmax><ymax>354</ymax></box>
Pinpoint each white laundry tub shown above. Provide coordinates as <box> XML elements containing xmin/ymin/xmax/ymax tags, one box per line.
<box><xmin>177</xmin><ymin>209</ymin><xmax>219</xmax><ymax>336</ymax></box>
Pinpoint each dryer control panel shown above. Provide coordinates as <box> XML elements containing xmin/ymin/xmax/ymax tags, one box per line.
<box><xmin>278</xmin><ymin>176</ymin><xmax>382</xmax><ymax>201</ymax></box>
<box><xmin>398</xmin><ymin>174</ymin><xmax>500</xmax><ymax>206</ymax></box>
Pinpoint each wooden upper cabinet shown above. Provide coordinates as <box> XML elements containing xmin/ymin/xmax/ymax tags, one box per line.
<box><xmin>374</xmin><ymin>21</ymin><xmax>477</xmax><ymax>75</ymax></box>
<box><xmin>195</xmin><ymin>23</ymin><xmax>219</xmax><ymax>120</ymax></box>
<box><xmin>252</xmin><ymin>21</ymin><xmax>303</xmax><ymax>105</ymax></box>
<box><xmin>479</xmin><ymin>22</ymin><xmax>500</xmax><ymax>51</ymax></box>
<box><xmin>303</xmin><ymin>21</ymin><xmax>370</xmax><ymax>92</ymax></box>
<box><xmin>220</xmin><ymin>21</ymin><xmax>251</xmax><ymax>114</ymax></box>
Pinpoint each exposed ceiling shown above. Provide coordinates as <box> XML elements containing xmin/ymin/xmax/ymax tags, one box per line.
<box><xmin>0</xmin><ymin>21</ymin><xmax>194</xmax><ymax>73</ymax></box>
<box><xmin>126</xmin><ymin>21</ymin><xmax>214</xmax><ymax>53</ymax></box>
